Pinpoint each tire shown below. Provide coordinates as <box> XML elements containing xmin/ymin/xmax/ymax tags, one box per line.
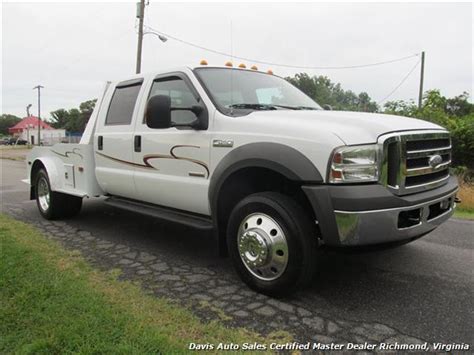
<box><xmin>227</xmin><ymin>192</ymin><xmax>317</xmax><ymax>297</ymax></box>
<box><xmin>35</xmin><ymin>169</ymin><xmax>82</xmax><ymax>220</ymax></box>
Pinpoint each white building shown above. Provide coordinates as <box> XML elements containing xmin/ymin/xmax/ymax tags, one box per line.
<box><xmin>9</xmin><ymin>115</ymin><xmax>66</xmax><ymax>145</ymax></box>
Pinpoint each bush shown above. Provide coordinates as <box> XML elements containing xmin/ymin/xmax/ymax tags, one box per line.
<box><xmin>384</xmin><ymin>90</ymin><xmax>474</xmax><ymax>170</ymax></box>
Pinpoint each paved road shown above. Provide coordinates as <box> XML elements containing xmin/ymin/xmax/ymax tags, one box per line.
<box><xmin>1</xmin><ymin>159</ymin><xmax>473</xmax><ymax>348</ymax></box>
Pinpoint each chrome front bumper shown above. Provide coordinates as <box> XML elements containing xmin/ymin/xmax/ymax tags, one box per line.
<box><xmin>334</xmin><ymin>190</ymin><xmax>458</xmax><ymax>245</ymax></box>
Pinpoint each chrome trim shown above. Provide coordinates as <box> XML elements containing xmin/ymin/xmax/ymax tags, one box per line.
<box><xmin>406</xmin><ymin>145</ymin><xmax>451</xmax><ymax>154</ymax></box>
<box><xmin>405</xmin><ymin>174</ymin><xmax>450</xmax><ymax>189</ymax></box>
<box><xmin>406</xmin><ymin>147</ymin><xmax>451</xmax><ymax>158</ymax></box>
<box><xmin>406</xmin><ymin>161</ymin><xmax>450</xmax><ymax>175</ymax></box>
<box><xmin>378</xmin><ymin>130</ymin><xmax>451</xmax><ymax>195</ymax></box>
<box><xmin>334</xmin><ymin>189</ymin><xmax>457</xmax><ymax>245</ymax></box>
<box><xmin>334</xmin><ymin>189</ymin><xmax>457</xmax><ymax>214</ymax></box>
<box><xmin>37</xmin><ymin>177</ymin><xmax>50</xmax><ymax>212</ymax></box>
<box><xmin>237</xmin><ymin>213</ymin><xmax>288</xmax><ymax>281</ymax></box>
<box><xmin>213</xmin><ymin>139</ymin><xmax>234</xmax><ymax>148</ymax></box>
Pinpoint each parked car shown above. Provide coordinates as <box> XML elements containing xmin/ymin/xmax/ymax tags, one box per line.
<box><xmin>24</xmin><ymin>65</ymin><xmax>459</xmax><ymax>296</ymax></box>
<box><xmin>8</xmin><ymin>138</ymin><xmax>28</xmax><ymax>145</ymax></box>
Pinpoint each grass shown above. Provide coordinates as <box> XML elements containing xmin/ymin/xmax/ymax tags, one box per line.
<box><xmin>454</xmin><ymin>208</ymin><xmax>474</xmax><ymax>220</ymax></box>
<box><xmin>0</xmin><ymin>145</ymin><xmax>31</xmax><ymax>161</ymax></box>
<box><xmin>0</xmin><ymin>214</ymin><xmax>288</xmax><ymax>354</ymax></box>
<box><xmin>453</xmin><ymin>181</ymin><xmax>474</xmax><ymax>220</ymax></box>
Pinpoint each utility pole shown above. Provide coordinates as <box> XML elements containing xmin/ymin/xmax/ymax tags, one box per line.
<box><xmin>33</xmin><ymin>85</ymin><xmax>44</xmax><ymax>146</ymax></box>
<box><xmin>418</xmin><ymin>51</ymin><xmax>425</xmax><ymax>109</ymax></box>
<box><xmin>135</xmin><ymin>0</ymin><xmax>145</xmax><ymax>74</ymax></box>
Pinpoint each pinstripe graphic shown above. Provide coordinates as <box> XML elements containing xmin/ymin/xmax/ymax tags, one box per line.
<box><xmin>95</xmin><ymin>145</ymin><xmax>209</xmax><ymax>178</ymax></box>
<box><xmin>51</xmin><ymin>148</ymin><xmax>84</xmax><ymax>160</ymax></box>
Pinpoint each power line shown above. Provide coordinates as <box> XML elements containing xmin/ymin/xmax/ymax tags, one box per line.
<box><xmin>377</xmin><ymin>59</ymin><xmax>421</xmax><ymax>105</ymax></box>
<box><xmin>144</xmin><ymin>25</ymin><xmax>419</xmax><ymax>70</ymax></box>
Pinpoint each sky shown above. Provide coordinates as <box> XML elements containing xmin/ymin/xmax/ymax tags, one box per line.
<box><xmin>1</xmin><ymin>1</ymin><xmax>473</xmax><ymax>119</ymax></box>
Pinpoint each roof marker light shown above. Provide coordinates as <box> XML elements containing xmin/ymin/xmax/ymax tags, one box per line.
<box><xmin>200</xmin><ymin>59</ymin><xmax>208</xmax><ymax>65</ymax></box>
<box><xmin>267</xmin><ymin>69</ymin><xmax>273</xmax><ymax>75</ymax></box>
<box><xmin>251</xmin><ymin>65</ymin><xmax>258</xmax><ymax>70</ymax></box>
<box><xmin>238</xmin><ymin>63</ymin><xmax>246</xmax><ymax>69</ymax></box>
<box><xmin>225</xmin><ymin>61</ymin><xmax>233</xmax><ymax>67</ymax></box>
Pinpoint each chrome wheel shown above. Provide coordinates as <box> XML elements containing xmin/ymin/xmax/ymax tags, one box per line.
<box><xmin>237</xmin><ymin>213</ymin><xmax>288</xmax><ymax>281</ymax></box>
<box><xmin>37</xmin><ymin>177</ymin><xmax>50</xmax><ymax>212</ymax></box>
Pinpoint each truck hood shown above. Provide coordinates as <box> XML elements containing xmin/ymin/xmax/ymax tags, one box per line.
<box><xmin>247</xmin><ymin>110</ymin><xmax>444</xmax><ymax>145</ymax></box>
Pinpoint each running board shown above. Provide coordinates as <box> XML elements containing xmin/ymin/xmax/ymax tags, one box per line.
<box><xmin>104</xmin><ymin>197</ymin><xmax>213</xmax><ymax>231</ymax></box>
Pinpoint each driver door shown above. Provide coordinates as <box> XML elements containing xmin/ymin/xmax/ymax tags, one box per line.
<box><xmin>132</xmin><ymin>73</ymin><xmax>211</xmax><ymax>215</ymax></box>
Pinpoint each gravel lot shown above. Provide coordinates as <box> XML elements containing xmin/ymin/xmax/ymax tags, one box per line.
<box><xmin>1</xmin><ymin>159</ymin><xmax>472</xmax><ymax>348</ymax></box>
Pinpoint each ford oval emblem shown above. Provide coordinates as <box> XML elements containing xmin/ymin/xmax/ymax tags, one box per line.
<box><xmin>429</xmin><ymin>154</ymin><xmax>443</xmax><ymax>168</ymax></box>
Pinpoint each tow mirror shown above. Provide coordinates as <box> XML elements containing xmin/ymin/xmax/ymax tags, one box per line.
<box><xmin>146</xmin><ymin>95</ymin><xmax>172</xmax><ymax>129</ymax></box>
<box><xmin>146</xmin><ymin>95</ymin><xmax>204</xmax><ymax>129</ymax></box>
<box><xmin>323</xmin><ymin>104</ymin><xmax>333</xmax><ymax>111</ymax></box>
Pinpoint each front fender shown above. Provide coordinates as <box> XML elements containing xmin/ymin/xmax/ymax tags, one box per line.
<box><xmin>209</xmin><ymin>142</ymin><xmax>323</xmax><ymax>215</ymax></box>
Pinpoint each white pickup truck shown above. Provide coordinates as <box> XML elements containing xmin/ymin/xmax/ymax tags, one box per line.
<box><xmin>25</xmin><ymin>65</ymin><xmax>459</xmax><ymax>296</ymax></box>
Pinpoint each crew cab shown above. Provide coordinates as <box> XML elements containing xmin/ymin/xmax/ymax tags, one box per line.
<box><xmin>25</xmin><ymin>65</ymin><xmax>459</xmax><ymax>296</ymax></box>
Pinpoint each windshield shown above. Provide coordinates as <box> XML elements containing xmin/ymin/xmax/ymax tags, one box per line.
<box><xmin>194</xmin><ymin>68</ymin><xmax>322</xmax><ymax>116</ymax></box>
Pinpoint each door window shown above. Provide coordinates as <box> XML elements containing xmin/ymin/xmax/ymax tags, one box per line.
<box><xmin>149</xmin><ymin>78</ymin><xmax>200</xmax><ymax>125</ymax></box>
<box><xmin>105</xmin><ymin>83</ymin><xmax>142</xmax><ymax>125</ymax></box>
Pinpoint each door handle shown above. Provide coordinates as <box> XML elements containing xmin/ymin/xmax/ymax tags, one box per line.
<box><xmin>134</xmin><ymin>135</ymin><xmax>141</xmax><ymax>152</ymax></box>
<box><xmin>98</xmin><ymin>136</ymin><xmax>103</xmax><ymax>150</ymax></box>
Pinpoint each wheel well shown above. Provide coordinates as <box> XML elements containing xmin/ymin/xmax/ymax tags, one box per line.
<box><xmin>30</xmin><ymin>160</ymin><xmax>45</xmax><ymax>199</ymax></box>
<box><xmin>215</xmin><ymin>167</ymin><xmax>316</xmax><ymax>254</ymax></box>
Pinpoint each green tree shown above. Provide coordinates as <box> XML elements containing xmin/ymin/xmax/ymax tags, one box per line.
<box><xmin>383</xmin><ymin>99</ymin><xmax>418</xmax><ymax>117</ymax></box>
<box><xmin>50</xmin><ymin>109</ymin><xmax>70</xmax><ymax>129</ymax></box>
<box><xmin>446</xmin><ymin>92</ymin><xmax>474</xmax><ymax>117</ymax></box>
<box><xmin>78</xmin><ymin>99</ymin><xmax>97</xmax><ymax>132</ymax></box>
<box><xmin>286</xmin><ymin>73</ymin><xmax>379</xmax><ymax>112</ymax></box>
<box><xmin>0</xmin><ymin>114</ymin><xmax>22</xmax><ymax>136</ymax></box>
<box><xmin>384</xmin><ymin>90</ymin><xmax>474</xmax><ymax>169</ymax></box>
<box><xmin>49</xmin><ymin>99</ymin><xmax>97</xmax><ymax>133</ymax></box>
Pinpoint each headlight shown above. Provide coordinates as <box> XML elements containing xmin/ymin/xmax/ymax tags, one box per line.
<box><xmin>329</xmin><ymin>144</ymin><xmax>379</xmax><ymax>183</ymax></box>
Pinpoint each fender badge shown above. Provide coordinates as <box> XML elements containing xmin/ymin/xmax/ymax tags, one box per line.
<box><xmin>213</xmin><ymin>139</ymin><xmax>234</xmax><ymax>148</ymax></box>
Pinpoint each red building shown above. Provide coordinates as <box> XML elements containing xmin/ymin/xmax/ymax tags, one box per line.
<box><xmin>9</xmin><ymin>115</ymin><xmax>53</xmax><ymax>134</ymax></box>
<box><xmin>9</xmin><ymin>116</ymin><xmax>64</xmax><ymax>145</ymax></box>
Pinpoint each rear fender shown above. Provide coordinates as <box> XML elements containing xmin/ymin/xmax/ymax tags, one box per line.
<box><xmin>30</xmin><ymin>156</ymin><xmax>65</xmax><ymax>193</ymax></box>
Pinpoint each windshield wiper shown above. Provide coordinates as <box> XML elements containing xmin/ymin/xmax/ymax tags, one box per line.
<box><xmin>227</xmin><ymin>103</ymin><xmax>319</xmax><ymax>111</ymax></box>
<box><xmin>294</xmin><ymin>106</ymin><xmax>320</xmax><ymax>110</ymax></box>
<box><xmin>227</xmin><ymin>103</ymin><xmax>278</xmax><ymax>110</ymax></box>
<box><xmin>228</xmin><ymin>103</ymin><xmax>306</xmax><ymax>111</ymax></box>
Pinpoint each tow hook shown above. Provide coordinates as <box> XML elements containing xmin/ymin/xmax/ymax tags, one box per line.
<box><xmin>454</xmin><ymin>197</ymin><xmax>462</xmax><ymax>204</ymax></box>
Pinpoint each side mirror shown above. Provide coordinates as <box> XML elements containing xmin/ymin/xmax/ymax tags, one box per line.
<box><xmin>146</xmin><ymin>95</ymin><xmax>171</xmax><ymax>129</ymax></box>
<box><xmin>323</xmin><ymin>104</ymin><xmax>333</xmax><ymax>111</ymax></box>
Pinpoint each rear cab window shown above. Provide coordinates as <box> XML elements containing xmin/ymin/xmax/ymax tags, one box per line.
<box><xmin>105</xmin><ymin>78</ymin><xmax>143</xmax><ymax>125</ymax></box>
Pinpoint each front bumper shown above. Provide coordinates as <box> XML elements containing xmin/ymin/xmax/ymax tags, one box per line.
<box><xmin>333</xmin><ymin>190</ymin><xmax>456</xmax><ymax>245</ymax></box>
<box><xmin>302</xmin><ymin>176</ymin><xmax>459</xmax><ymax>246</ymax></box>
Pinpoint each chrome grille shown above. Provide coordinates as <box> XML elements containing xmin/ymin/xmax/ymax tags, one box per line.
<box><xmin>379</xmin><ymin>131</ymin><xmax>451</xmax><ymax>195</ymax></box>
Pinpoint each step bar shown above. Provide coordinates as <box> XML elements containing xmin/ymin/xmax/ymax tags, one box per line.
<box><xmin>104</xmin><ymin>197</ymin><xmax>213</xmax><ymax>231</ymax></box>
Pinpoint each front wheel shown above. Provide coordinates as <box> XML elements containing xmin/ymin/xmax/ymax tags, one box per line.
<box><xmin>35</xmin><ymin>169</ymin><xmax>82</xmax><ymax>220</ymax></box>
<box><xmin>227</xmin><ymin>192</ymin><xmax>317</xmax><ymax>297</ymax></box>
